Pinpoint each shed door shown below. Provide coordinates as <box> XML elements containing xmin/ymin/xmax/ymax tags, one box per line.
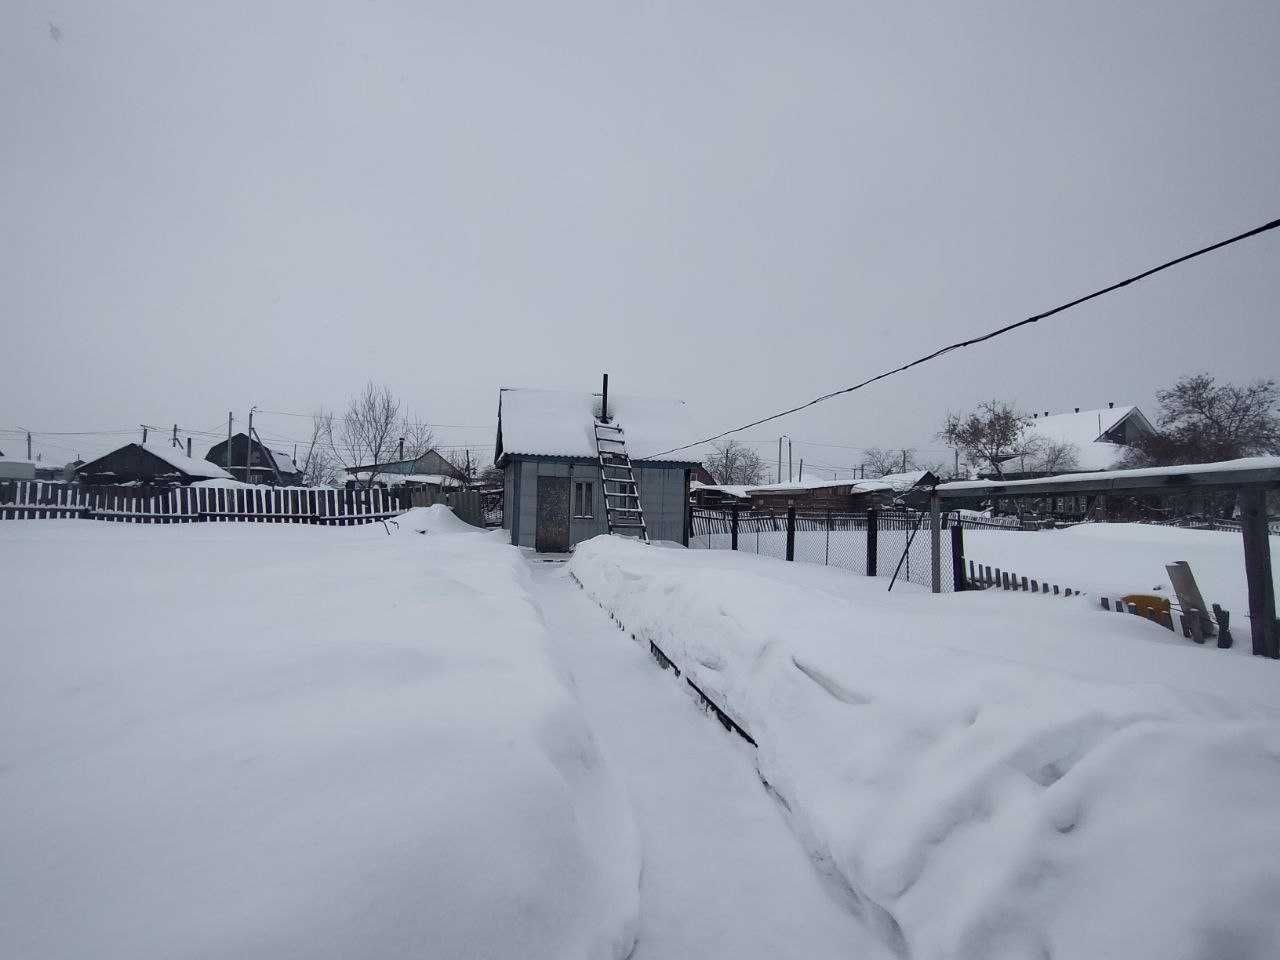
<box><xmin>535</xmin><ymin>476</ymin><xmax>571</xmax><ymax>552</ymax></box>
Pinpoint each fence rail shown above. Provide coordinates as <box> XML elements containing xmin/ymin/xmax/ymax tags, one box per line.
<box><xmin>1</xmin><ymin>481</ymin><xmax>400</xmax><ymax>525</ymax></box>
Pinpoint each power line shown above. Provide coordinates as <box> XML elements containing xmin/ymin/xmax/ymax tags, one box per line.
<box><xmin>640</xmin><ymin>215</ymin><xmax>1280</xmax><ymax>461</ymax></box>
<box><xmin>254</xmin><ymin>408</ymin><xmax>493</xmax><ymax>430</ymax></box>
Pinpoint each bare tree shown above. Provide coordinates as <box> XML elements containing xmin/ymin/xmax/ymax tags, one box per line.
<box><xmin>862</xmin><ymin>447</ymin><xmax>925</xmax><ymax>477</ymax></box>
<box><xmin>299</xmin><ymin>410</ymin><xmax>341</xmax><ymax>486</ymax></box>
<box><xmin>704</xmin><ymin>440</ymin><xmax>766</xmax><ymax>485</ymax></box>
<box><xmin>1029</xmin><ymin>438</ymin><xmax>1080</xmax><ymax>474</ymax></box>
<box><xmin>1117</xmin><ymin>374</ymin><xmax>1280</xmax><ymax>468</ymax></box>
<box><xmin>325</xmin><ymin>382</ymin><xmax>434</xmax><ymax>489</ymax></box>
<box><xmin>939</xmin><ymin>400</ymin><xmax>1032</xmax><ymax>478</ymax></box>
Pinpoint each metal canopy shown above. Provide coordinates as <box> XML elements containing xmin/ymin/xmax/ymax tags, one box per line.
<box><xmin>923</xmin><ymin>456</ymin><xmax>1279</xmax><ymax>659</ymax></box>
<box><xmin>933</xmin><ymin>456</ymin><xmax>1280</xmax><ymax>502</ymax></box>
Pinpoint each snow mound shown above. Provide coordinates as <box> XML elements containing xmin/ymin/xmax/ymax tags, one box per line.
<box><xmin>569</xmin><ymin>535</ymin><xmax>1280</xmax><ymax>960</ymax></box>
<box><xmin>398</xmin><ymin>503</ymin><xmax>482</xmax><ymax>535</ymax></box>
<box><xmin>1</xmin><ymin>520</ymin><xmax>640</xmax><ymax>959</ymax></box>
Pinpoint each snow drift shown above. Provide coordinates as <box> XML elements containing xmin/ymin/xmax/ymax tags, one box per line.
<box><xmin>1</xmin><ymin>509</ymin><xmax>639</xmax><ymax>960</ymax></box>
<box><xmin>570</xmin><ymin>535</ymin><xmax>1280</xmax><ymax>960</ymax></box>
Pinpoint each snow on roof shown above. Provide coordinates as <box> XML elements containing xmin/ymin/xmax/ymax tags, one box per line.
<box><xmin>78</xmin><ymin>442</ymin><xmax>233</xmax><ymax>480</ymax></box>
<box><xmin>353</xmin><ymin>472</ymin><xmax>463</xmax><ymax>488</ymax></box>
<box><xmin>1020</xmin><ymin>406</ymin><xmax>1143</xmax><ymax>471</ymax></box>
<box><xmin>498</xmin><ymin>387</ymin><xmax>698</xmax><ymax>463</ymax></box>
<box><xmin>269</xmin><ymin>448</ymin><xmax>300</xmax><ymax>474</ymax></box>
<box><xmin>938</xmin><ymin>455</ymin><xmax>1280</xmax><ymax>496</ymax></box>
<box><xmin>691</xmin><ymin>483</ymin><xmax>754</xmax><ymax>499</ymax></box>
<box><xmin>746</xmin><ymin>469</ymin><xmax>933</xmax><ymax>497</ymax></box>
<box><xmin>140</xmin><ymin>442</ymin><xmax>234</xmax><ymax>479</ymax></box>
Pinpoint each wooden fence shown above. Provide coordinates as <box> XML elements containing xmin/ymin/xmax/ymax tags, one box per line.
<box><xmin>0</xmin><ymin>481</ymin><xmax>400</xmax><ymax>525</ymax></box>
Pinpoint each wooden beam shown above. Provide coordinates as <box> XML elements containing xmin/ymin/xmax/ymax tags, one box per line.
<box><xmin>1240</xmin><ymin>488</ymin><xmax>1278</xmax><ymax>658</ymax></box>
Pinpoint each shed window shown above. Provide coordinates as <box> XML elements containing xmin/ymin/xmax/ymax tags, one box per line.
<box><xmin>573</xmin><ymin>480</ymin><xmax>594</xmax><ymax>518</ymax></box>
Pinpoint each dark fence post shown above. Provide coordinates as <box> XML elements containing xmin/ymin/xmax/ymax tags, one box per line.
<box><xmin>1240</xmin><ymin>487</ymin><xmax>1278</xmax><ymax>657</ymax></box>
<box><xmin>866</xmin><ymin>508</ymin><xmax>878</xmax><ymax>576</ymax></box>
<box><xmin>951</xmin><ymin>523</ymin><xmax>966</xmax><ymax>591</ymax></box>
<box><xmin>730</xmin><ymin>506</ymin><xmax>739</xmax><ymax>551</ymax></box>
<box><xmin>785</xmin><ymin>505</ymin><xmax>796</xmax><ymax>561</ymax></box>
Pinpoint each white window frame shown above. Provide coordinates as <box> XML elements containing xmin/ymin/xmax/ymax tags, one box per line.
<box><xmin>573</xmin><ymin>480</ymin><xmax>594</xmax><ymax>519</ymax></box>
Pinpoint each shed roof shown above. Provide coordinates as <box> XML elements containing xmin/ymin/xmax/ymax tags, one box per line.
<box><xmin>746</xmin><ymin>469</ymin><xmax>934</xmax><ymax>497</ymax></box>
<box><xmin>496</xmin><ymin>387</ymin><xmax>699</xmax><ymax>464</ymax></box>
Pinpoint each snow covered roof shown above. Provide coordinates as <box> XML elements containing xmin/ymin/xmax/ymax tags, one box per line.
<box><xmin>497</xmin><ymin>387</ymin><xmax>699</xmax><ymax>463</ymax></box>
<box><xmin>78</xmin><ymin>442</ymin><xmax>233</xmax><ymax>480</ymax></box>
<box><xmin>353</xmin><ymin>472</ymin><xmax>462</xmax><ymax>488</ymax></box>
<box><xmin>938</xmin><ymin>456</ymin><xmax>1280</xmax><ymax>498</ymax></box>
<box><xmin>1018</xmin><ymin>406</ymin><xmax>1150</xmax><ymax>471</ymax></box>
<box><xmin>268</xmin><ymin>448</ymin><xmax>300</xmax><ymax>475</ymax></box>
<box><xmin>746</xmin><ymin>469</ymin><xmax>934</xmax><ymax>497</ymax></box>
<box><xmin>690</xmin><ymin>483</ymin><xmax>754</xmax><ymax>499</ymax></box>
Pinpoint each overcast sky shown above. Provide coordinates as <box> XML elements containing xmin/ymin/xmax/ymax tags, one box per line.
<box><xmin>3</xmin><ymin>1</ymin><xmax>1279</xmax><ymax>475</ymax></box>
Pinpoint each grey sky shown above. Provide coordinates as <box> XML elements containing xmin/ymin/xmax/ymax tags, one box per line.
<box><xmin>3</xmin><ymin>1</ymin><xmax>1279</xmax><ymax>475</ymax></box>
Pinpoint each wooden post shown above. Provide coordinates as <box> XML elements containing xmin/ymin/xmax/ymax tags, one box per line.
<box><xmin>785</xmin><ymin>505</ymin><xmax>796</xmax><ymax>561</ymax></box>
<box><xmin>951</xmin><ymin>524</ymin><xmax>965</xmax><ymax>590</ymax></box>
<box><xmin>730</xmin><ymin>505</ymin><xmax>739</xmax><ymax>551</ymax></box>
<box><xmin>929</xmin><ymin>494</ymin><xmax>942</xmax><ymax>593</ymax></box>
<box><xmin>866</xmin><ymin>508</ymin><xmax>878</xmax><ymax>577</ymax></box>
<box><xmin>1240</xmin><ymin>488</ymin><xmax>1278</xmax><ymax>658</ymax></box>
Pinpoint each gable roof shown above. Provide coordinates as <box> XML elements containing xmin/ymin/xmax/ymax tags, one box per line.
<box><xmin>496</xmin><ymin>387</ymin><xmax>699</xmax><ymax>464</ymax></box>
<box><xmin>1017</xmin><ymin>406</ymin><xmax>1153</xmax><ymax>471</ymax></box>
<box><xmin>79</xmin><ymin>442</ymin><xmax>233</xmax><ymax>480</ymax></box>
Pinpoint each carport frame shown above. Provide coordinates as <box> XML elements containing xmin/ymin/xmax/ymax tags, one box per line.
<box><xmin>927</xmin><ymin>457</ymin><xmax>1280</xmax><ymax>658</ymax></box>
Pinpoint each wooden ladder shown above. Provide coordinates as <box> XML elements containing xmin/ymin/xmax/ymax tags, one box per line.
<box><xmin>595</xmin><ymin>421</ymin><xmax>649</xmax><ymax>543</ymax></box>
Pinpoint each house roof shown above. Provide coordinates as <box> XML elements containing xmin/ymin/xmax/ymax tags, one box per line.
<box><xmin>79</xmin><ymin>442</ymin><xmax>233</xmax><ymax>480</ymax></box>
<box><xmin>746</xmin><ymin>469</ymin><xmax>934</xmax><ymax>498</ymax></box>
<box><xmin>496</xmin><ymin>387</ymin><xmax>699</xmax><ymax>464</ymax></box>
<box><xmin>1017</xmin><ymin>406</ymin><xmax>1152</xmax><ymax>471</ymax></box>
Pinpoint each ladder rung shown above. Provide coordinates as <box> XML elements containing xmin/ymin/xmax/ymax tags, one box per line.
<box><xmin>595</xmin><ymin>423</ymin><xmax>623</xmax><ymax>431</ymax></box>
<box><xmin>612</xmin><ymin>521</ymin><xmax>646</xmax><ymax>528</ymax></box>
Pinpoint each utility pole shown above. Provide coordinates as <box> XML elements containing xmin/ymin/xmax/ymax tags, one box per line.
<box><xmin>27</xmin><ymin>431</ymin><xmax>32</xmax><ymax>460</ymax></box>
<box><xmin>186</xmin><ymin>437</ymin><xmax>192</xmax><ymax>458</ymax></box>
<box><xmin>226</xmin><ymin>412</ymin><xmax>234</xmax><ymax>468</ymax></box>
<box><xmin>777</xmin><ymin>438</ymin><xmax>783</xmax><ymax>483</ymax></box>
<box><xmin>141</xmin><ymin>425</ymin><xmax>148</xmax><ymax>444</ymax></box>
<box><xmin>798</xmin><ymin>458</ymin><xmax>804</xmax><ymax>480</ymax></box>
<box><xmin>398</xmin><ymin>437</ymin><xmax>405</xmax><ymax>461</ymax></box>
<box><xmin>954</xmin><ymin>449</ymin><xmax>960</xmax><ymax>479</ymax></box>
<box><xmin>245</xmin><ymin>406</ymin><xmax>255</xmax><ymax>483</ymax></box>
<box><xmin>465</xmin><ymin>449</ymin><xmax>472</xmax><ymax>485</ymax></box>
<box><xmin>172</xmin><ymin>423</ymin><xmax>179</xmax><ymax>448</ymax></box>
<box><xmin>902</xmin><ymin>450</ymin><xmax>908</xmax><ymax>473</ymax></box>
<box><xmin>860</xmin><ymin>463</ymin><xmax>865</xmax><ymax>479</ymax></box>
<box><xmin>788</xmin><ymin>440</ymin><xmax>793</xmax><ymax>482</ymax></box>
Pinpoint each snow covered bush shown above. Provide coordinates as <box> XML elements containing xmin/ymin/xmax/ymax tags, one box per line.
<box><xmin>570</xmin><ymin>535</ymin><xmax>1280</xmax><ymax>960</ymax></box>
<box><xmin>1</xmin><ymin>508</ymin><xmax>639</xmax><ymax>960</ymax></box>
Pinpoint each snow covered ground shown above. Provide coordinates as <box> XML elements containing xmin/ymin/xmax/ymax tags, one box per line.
<box><xmin>963</xmin><ymin>522</ymin><xmax>1280</xmax><ymax>615</ymax></box>
<box><xmin>1</xmin><ymin>510</ymin><xmax>640</xmax><ymax>960</ymax></box>
<box><xmin>570</xmin><ymin>536</ymin><xmax>1280</xmax><ymax>960</ymax></box>
<box><xmin>529</xmin><ymin>562</ymin><xmax>890</xmax><ymax>959</ymax></box>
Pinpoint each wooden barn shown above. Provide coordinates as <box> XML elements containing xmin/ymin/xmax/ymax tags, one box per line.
<box><xmin>744</xmin><ymin>470</ymin><xmax>938</xmax><ymax>512</ymax></box>
<box><xmin>206</xmin><ymin>433</ymin><xmax>304</xmax><ymax>485</ymax></box>
<box><xmin>494</xmin><ymin>381</ymin><xmax>700</xmax><ymax>552</ymax></box>
<box><xmin>75</xmin><ymin>441</ymin><xmax>233</xmax><ymax>485</ymax></box>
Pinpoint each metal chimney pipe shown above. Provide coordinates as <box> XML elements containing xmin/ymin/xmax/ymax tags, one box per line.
<box><xmin>601</xmin><ymin>373</ymin><xmax>609</xmax><ymax>423</ymax></box>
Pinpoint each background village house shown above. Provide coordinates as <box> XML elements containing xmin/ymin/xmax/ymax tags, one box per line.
<box><xmin>343</xmin><ymin>448</ymin><xmax>468</xmax><ymax>492</ymax></box>
<box><xmin>206</xmin><ymin>433</ymin><xmax>304</xmax><ymax>485</ymax></box>
<box><xmin>75</xmin><ymin>441</ymin><xmax>233</xmax><ymax>485</ymax></box>
<box><xmin>495</xmin><ymin>385</ymin><xmax>700</xmax><ymax>552</ymax></box>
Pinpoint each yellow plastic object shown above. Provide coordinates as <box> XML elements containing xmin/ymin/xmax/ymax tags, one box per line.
<box><xmin>1121</xmin><ymin>594</ymin><xmax>1171</xmax><ymax>616</ymax></box>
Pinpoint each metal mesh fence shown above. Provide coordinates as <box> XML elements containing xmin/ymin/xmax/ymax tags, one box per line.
<box><xmin>690</xmin><ymin>507</ymin><xmax>960</xmax><ymax>591</ymax></box>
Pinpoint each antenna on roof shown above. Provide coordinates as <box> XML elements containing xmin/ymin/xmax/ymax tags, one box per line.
<box><xmin>600</xmin><ymin>373</ymin><xmax>610</xmax><ymax>423</ymax></box>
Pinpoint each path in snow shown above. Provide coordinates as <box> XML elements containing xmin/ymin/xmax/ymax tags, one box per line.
<box><xmin>529</xmin><ymin>561</ymin><xmax>889</xmax><ymax>960</ymax></box>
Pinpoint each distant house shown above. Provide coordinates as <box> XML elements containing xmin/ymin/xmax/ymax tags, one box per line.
<box><xmin>0</xmin><ymin>455</ymin><xmax>37</xmax><ymax>481</ymax></box>
<box><xmin>206</xmin><ymin>434</ymin><xmax>304</xmax><ymax>485</ymax></box>
<box><xmin>742</xmin><ymin>470</ymin><xmax>938</xmax><ymax>512</ymax></box>
<box><xmin>689</xmin><ymin>482</ymin><xmax>754</xmax><ymax>510</ymax></box>
<box><xmin>343</xmin><ymin>450</ymin><xmax>467</xmax><ymax>491</ymax></box>
<box><xmin>988</xmin><ymin>404</ymin><xmax>1156</xmax><ymax>479</ymax></box>
<box><xmin>495</xmin><ymin>385</ymin><xmax>701</xmax><ymax>552</ymax></box>
<box><xmin>76</xmin><ymin>442</ymin><xmax>233</xmax><ymax>485</ymax></box>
